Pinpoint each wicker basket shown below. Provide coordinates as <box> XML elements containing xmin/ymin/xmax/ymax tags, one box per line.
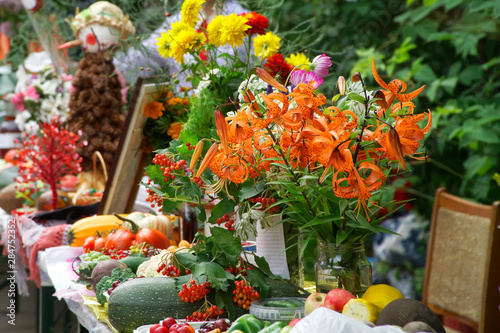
<box><xmin>73</xmin><ymin>151</ymin><xmax>108</xmax><ymax>206</ymax></box>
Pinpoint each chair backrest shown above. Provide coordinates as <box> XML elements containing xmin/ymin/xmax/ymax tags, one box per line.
<box><xmin>423</xmin><ymin>188</ymin><xmax>500</xmax><ymax>332</ymax></box>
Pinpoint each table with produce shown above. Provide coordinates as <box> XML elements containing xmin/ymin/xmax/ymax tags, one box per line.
<box><xmin>43</xmin><ymin>211</ymin><xmax>445</xmax><ymax>333</ymax></box>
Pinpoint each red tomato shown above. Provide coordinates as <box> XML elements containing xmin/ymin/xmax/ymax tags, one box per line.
<box><xmin>105</xmin><ymin>229</ymin><xmax>136</xmax><ymax>250</ymax></box>
<box><xmin>94</xmin><ymin>237</ymin><xmax>106</xmax><ymax>251</ymax></box>
<box><xmin>289</xmin><ymin>318</ymin><xmax>301</xmax><ymax>326</ymax></box>
<box><xmin>174</xmin><ymin>326</ymin><xmax>195</xmax><ymax>333</ymax></box>
<box><xmin>149</xmin><ymin>324</ymin><xmax>161</xmax><ymax>333</ymax></box>
<box><xmin>134</xmin><ymin>228</ymin><xmax>171</xmax><ymax>249</ymax></box>
<box><xmin>83</xmin><ymin>236</ymin><xmax>95</xmax><ymax>253</ymax></box>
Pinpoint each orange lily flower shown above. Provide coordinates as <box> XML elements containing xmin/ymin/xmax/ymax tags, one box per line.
<box><xmin>372</xmin><ymin>59</ymin><xmax>425</xmax><ymax>108</ymax></box>
<box><xmin>374</xmin><ymin>110</ymin><xmax>432</xmax><ymax>165</ymax></box>
<box><xmin>333</xmin><ymin>162</ymin><xmax>386</xmax><ymax>219</ymax></box>
<box><xmin>215</xmin><ymin>110</ymin><xmax>229</xmax><ymax>155</ymax></box>
<box><xmin>226</xmin><ymin>108</ymin><xmax>254</xmax><ymax>143</ymax></box>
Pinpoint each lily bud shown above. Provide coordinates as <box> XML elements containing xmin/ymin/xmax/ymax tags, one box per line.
<box><xmin>351</xmin><ymin>72</ymin><xmax>362</xmax><ymax>83</ymax></box>
<box><xmin>337</xmin><ymin>76</ymin><xmax>346</xmax><ymax>96</ymax></box>
<box><xmin>189</xmin><ymin>141</ymin><xmax>204</xmax><ymax>171</ymax></box>
<box><xmin>214</xmin><ymin>110</ymin><xmax>229</xmax><ymax>155</ymax></box>
<box><xmin>388</xmin><ymin>128</ymin><xmax>406</xmax><ymax>170</ymax></box>
<box><xmin>255</xmin><ymin>68</ymin><xmax>288</xmax><ymax>93</ymax></box>
<box><xmin>195</xmin><ymin>142</ymin><xmax>219</xmax><ymax>178</ymax></box>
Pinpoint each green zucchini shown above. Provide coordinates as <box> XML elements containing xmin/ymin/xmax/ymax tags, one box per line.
<box><xmin>264</xmin><ymin>300</ymin><xmax>298</xmax><ymax>308</ymax></box>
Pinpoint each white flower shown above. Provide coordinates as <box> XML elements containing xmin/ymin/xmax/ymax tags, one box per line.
<box><xmin>23</xmin><ymin>52</ymin><xmax>53</xmax><ymax>73</ymax></box>
<box><xmin>193</xmin><ymin>69</ymin><xmax>221</xmax><ymax>96</ymax></box>
<box><xmin>14</xmin><ymin>111</ymin><xmax>32</xmax><ymax>131</ymax></box>
<box><xmin>237</xmin><ymin>74</ymin><xmax>268</xmax><ymax>105</ymax></box>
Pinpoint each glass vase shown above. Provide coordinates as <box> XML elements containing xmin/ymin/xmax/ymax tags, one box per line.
<box><xmin>315</xmin><ymin>240</ymin><xmax>372</xmax><ymax>297</ymax></box>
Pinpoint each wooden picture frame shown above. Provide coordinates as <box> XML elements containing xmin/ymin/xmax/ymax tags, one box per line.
<box><xmin>98</xmin><ymin>76</ymin><xmax>168</xmax><ymax>215</ymax></box>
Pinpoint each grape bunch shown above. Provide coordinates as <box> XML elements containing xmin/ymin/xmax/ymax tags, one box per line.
<box><xmin>178</xmin><ymin>280</ymin><xmax>211</xmax><ymax>303</ymax></box>
<box><xmin>130</xmin><ymin>244</ymin><xmax>161</xmax><ymax>257</ymax></box>
<box><xmin>232</xmin><ymin>280</ymin><xmax>260</xmax><ymax>310</ymax></box>
<box><xmin>197</xmin><ymin>319</ymin><xmax>231</xmax><ymax>332</ymax></box>
<box><xmin>216</xmin><ymin>213</ymin><xmax>235</xmax><ymax>231</ymax></box>
<box><xmin>186</xmin><ymin>305</ymin><xmax>224</xmax><ymax>322</ymax></box>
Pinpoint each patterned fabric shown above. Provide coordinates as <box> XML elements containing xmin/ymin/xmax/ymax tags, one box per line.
<box><xmin>372</xmin><ymin>210</ymin><xmax>429</xmax><ymax>299</ymax></box>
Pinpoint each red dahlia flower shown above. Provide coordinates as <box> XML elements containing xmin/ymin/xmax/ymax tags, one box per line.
<box><xmin>241</xmin><ymin>12</ymin><xmax>269</xmax><ymax>36</ymax></box>
<box><xmin>264</xmin><ymin>53</ymin><xmax>294</xmax><ymax>85</ymax></box>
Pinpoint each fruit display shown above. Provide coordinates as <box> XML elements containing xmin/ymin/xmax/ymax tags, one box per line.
<box><xmin>68</xmin><ymin>214</ymin><xmax>124</xmax><ymax>247</ymax></box>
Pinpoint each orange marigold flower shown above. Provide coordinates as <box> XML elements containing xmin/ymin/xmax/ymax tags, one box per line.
<box><xmin>167</xmin><ymin>122</ymin><xmax>184</xmax><ymax>139</ymax></box>
<box><xmin>143</xmin><ymin>101</ymin><xmax>165</xmax><ymax>119</ymax></box>
<box><xmin>240</xmin><ymin>12</ymin><xmax>268</xmax><ymax>36</ymax></box>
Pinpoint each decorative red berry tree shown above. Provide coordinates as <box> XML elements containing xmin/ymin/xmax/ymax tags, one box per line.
<box><xmin>16</xmin><ymin>117</ymin><xmax>83</xmax><ymax>210</ymax></box>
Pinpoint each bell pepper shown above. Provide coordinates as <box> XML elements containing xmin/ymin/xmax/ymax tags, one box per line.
<box><xmin>256</xmin><ymin>322</ymin><xmax>285</xmax><ymax>333</ymax></box>
<box><xmin>227</xmin><ymin>314</ymin><xmax>264</xmax><ymax>333</ymax></box>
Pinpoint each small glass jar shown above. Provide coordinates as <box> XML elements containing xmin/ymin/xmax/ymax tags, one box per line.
<box><xmin>315</xmin><ymin>240</ymin><xmax>372</xmax><ymax>297</ymax></box>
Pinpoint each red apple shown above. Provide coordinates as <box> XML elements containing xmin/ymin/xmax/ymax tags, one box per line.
<box><xmin>304</xmin><ymin>292</ymin><xmax>327</xmax><ymax>315</ymax></box>
<box><xmin>324</xmin><ymin>288</ymin><xmax>356</xmax><ymax>312</ymax></box>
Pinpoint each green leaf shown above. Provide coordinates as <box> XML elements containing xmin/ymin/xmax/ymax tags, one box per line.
<box><xmin>253</xmin><ymin>254</ymin><xmax>277</xmax><ymax>279</ymax></box>
<box><xmin>458</xmin><ymin>65</ymin><xmax>483</xmax><ymax>85</ymax></box>
<box><xmin>440</xmin><ymin>77</ymin><xmax>458</xmax><ymax>95</ymax></box>
<box><xmin>208</xmin><ymin>199</ymin><xmax>235</xmax><ymax>224</ymax></box>
<box><xmin>413</xmin><ymin>64</ymin><xmax>438</xmax><ymax>82</ymax></box>
<box><xmin>347</xmin><ymin>92</ymin><xmax>366</xmax><ymax>104</ymax></box>
<box><xmin>216</xmin><ymin>291</ymin><xmax>238</xmax><ymax>321</ymax></box>
<box><xmin>246</xmin><ymin>269</ymin><xmax>270</xmax><ymax>299</ymax></box>
<box><xmin>210</xmin><ymin>227</ymin><xmax>243</xmax><ymax>256</ymax></box>
<box><xmin>174</xmin><ymin>252</ymin><xmax>198</xmax><ymax>269</ymax></box>
<box><xmin>238</xmin><ymin>180</ymin><xmax>265</xmax><ymax>201</ymax></box>
<box><xmin>192</xmin><ymin>261</ymin><xmax>231</xmax><ymax>291</ymax></box>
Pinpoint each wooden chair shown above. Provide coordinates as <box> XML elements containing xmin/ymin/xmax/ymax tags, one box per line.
<box><xmin>423</xmin><ymin>188</ymin><xmax>500</xmax><ymax>333</ymax></box>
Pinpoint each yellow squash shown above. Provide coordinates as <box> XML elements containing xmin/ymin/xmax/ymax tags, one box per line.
<box><xmin>68</xmin><ymin>214</ymin><xmax>124</xmax><ymax>247</ymax></box>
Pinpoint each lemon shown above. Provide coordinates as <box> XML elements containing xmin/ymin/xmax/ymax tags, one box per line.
<box><xmin>361</xmin><ymin>284</ymin><xmax>404</xmax><ymax>310</ymax></box>
<box><xmin>342</xmin><ymin>298</ymin><xmax>381</xmax><ymax>323</ymax></box>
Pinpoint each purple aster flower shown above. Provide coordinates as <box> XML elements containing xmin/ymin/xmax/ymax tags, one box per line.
<box><xmin>289</xmin><ymin>70</ymin><xmax>323</xmax><ymax>88</ymax></box>
<box><xmin>310</xmin><ymin>54</ymin><xmax>332</xmax><ymax>78</ymax></box>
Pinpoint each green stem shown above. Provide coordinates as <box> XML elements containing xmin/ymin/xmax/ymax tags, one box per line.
<box><xmin>113</xmin><ymin>213</ymin><xmax>140</xmax><ymax>234</ymax></box>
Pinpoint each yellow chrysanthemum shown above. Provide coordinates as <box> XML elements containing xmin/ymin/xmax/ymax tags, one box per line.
<box><xmin>217</xmin><ymin>14</ymin><xmax>250</xmax><ymax>47</ymax></box>
<box><xmin>170</xmin><ymin>28</ymin><xmax>207</xmax><ymax>63</ymax></box>
<box><xmin>171</xmin><ymin>21</ymin><xmax>194</xmax><ymax>34</ymax></box>
<box><xmin>207</xmin><ymin>15</ymin><xmax>225</xmax><ymax>47</ymax></box>
<box><xmin>286</xmin><ymin>52</ymin><xmax>310</xmax><ymax>70</ymax></box>
<box><xmin>253</xmin><ymin>31</ymin><xmax>281</xmax><ymax>60</ymax></box>
<box><xmin>167</xmin><ymin>122</ymin><xmax>185</xmax><ymax>139</ymax></box>
<box><xmin>181</xmin><ymin>0</ymin><xmax>205</xmax><ymax>27</ymax></box>
<box><xmin>156</xmin><ymin>32</ymin><xmax>173</xmax><ymax>58</ymax></box>
<box><xmin>143</xmin><ymin>101</ymin><xmax>164</xmax><ymax>119</ymax></box>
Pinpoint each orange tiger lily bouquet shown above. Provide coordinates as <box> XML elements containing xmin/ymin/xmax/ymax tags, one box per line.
<box><xmin>190</xmin><ymin>60</ymin><xmax>431</xmax><ymax>255</ymax></box>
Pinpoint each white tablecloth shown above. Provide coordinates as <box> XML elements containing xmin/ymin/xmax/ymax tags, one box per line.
<box><xmin>39</xmin><ymin>246</ymin><xmax>113</xmax><ymax>333</ymax></box>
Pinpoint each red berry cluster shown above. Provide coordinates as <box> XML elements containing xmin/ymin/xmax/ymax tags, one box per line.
<box><xmin>186</xmin><ymin>305</ymin><xmax>224</xmax><ymax>321</ymax></box>
<box><xmin>225</xmin><ymin>265</ymin><xmax>252</xmax><ymax>276</ymax></box>
<box><xmin>186</xmin><ymin>142</ymin><xmax>196</xmax><ymax>150</ymax></box>
<box><xmin>179</xmin><ymin>280</ymin><xmax>211</xmax><ymax>303</ymax></box>
<box><xmin>249</xmin><ymin>196</ymin><xmax>279</xmax><ymax>214</ymax></box>
<box><xmin>232</xmin><ymin>280</ymin><xmax>260</xmax><ymax>310</ymax></box>
<box><xmin>145</xmin><ymin>179</ymin><xmax>163</xmax><ymax>213</ymax></box>
<box><xmin>152</xmin><ymin>153</ymin><xmax>186</xmax><ymax>182</ymax></box>
<box><xmin>157</xmin><ymin>263</ymin><xmax>181</xmax><ymax>277</ymax></box>
<box><xmin>216</xmin><ymin>214</ymin><xmax>235</xmax><ymax>231</ymax></box>
<box><xmin>190</xmin><ymin>176</ymin><xmax>204</xmax><ymax>187</ymax></box>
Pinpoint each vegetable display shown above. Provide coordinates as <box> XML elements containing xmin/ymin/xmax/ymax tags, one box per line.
<box><xmin>68</xmin><ymin>214</ymin><xmax>124</xmax><ymax>247</ymax></box>
<box><xmin>226</xmin><ymin>314</ymin><xmax>263</xmax><ymax>333</ymax></box>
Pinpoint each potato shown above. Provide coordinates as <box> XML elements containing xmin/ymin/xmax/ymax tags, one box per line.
<box><xmin>376</xmin><ymin>299</ymin><xmax>445</xmax><ymax>333</ymax></box>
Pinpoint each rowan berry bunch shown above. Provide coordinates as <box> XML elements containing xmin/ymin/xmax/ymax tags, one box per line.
<box><xmin>179</xmin><ymin>280</ymin><xmax>211</xmax><ymax>303</ymax></box>
<box><xmin>186</xmin><ymin>305</ymin><xmax>224</xmax><ymax>321</ymax></box>
<box><xmin>232</xmin><ymin>280</ymin><xmax>260</xmax><ymax>310</ymax></box>
<box><xmin>249</xmin><ymin>196</ymin><xmax>279</xmax><ymax>214</ymax></box>
<box><xmin>225</xmin><ymin>265</ymin><xmax>252</xmax><ymax>276</ymax></box>
<box><xmin>145</xmin><ymin>179</ymin><xmax>164</xmax><ymax>213</ymax></box>
<box><xmin>216</xmin><ymin>213</ymin><xmax>235</xmax><ymax>231</ymax></box>
<box><xmin>190</xmin><ymin>176</ymin><xmax>204</xmax><ymax>187</ymax></box>
<box><xmin>157</xmin><ymin>263</ymin><xmax>181</xmax><ymax>277</ymax></box>
<box><xmin>152</xmin><ymin>153</ymin><xmax>187</xmax><ymax>182</ymax></box>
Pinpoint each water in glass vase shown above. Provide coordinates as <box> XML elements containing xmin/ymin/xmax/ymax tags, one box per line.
<box><xmin>314</xmin><ymin>240</ymin><xmax>372</xmax><ymax>297</ymax></box>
